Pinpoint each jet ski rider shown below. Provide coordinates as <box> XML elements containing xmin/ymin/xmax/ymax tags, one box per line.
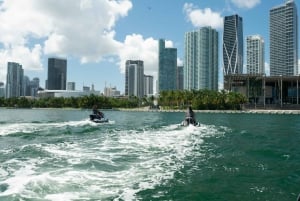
<box><xmin>92</xmin><ymin>104</ymin><xmax>104</xmax><ymax>119</ymax></box>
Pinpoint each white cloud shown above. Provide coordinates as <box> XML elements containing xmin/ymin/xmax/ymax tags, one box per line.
<box><xmin>231</xmin><ymin>0</ymin><xmax>260</xmax><ymax>9</ymax></box>
<box><xmin>119</xmin><ymin>34</ymin><xmax>158</xmax><ymax>77</ymax></box>
<box><xmin>0</xmin><ymin>0</ymin><xmax>132</xmax><ymax>83</ymax></box>
<box><xmin>183</xmin><ymin>3</ymin><xmax>223</xmax><ymax>29</ymax></box>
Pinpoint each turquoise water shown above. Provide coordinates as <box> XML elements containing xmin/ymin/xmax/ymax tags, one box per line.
<box><xmin>0</xmin><ymin>108</ymin><xmax>299</xmax><ymax>201</ymax></box>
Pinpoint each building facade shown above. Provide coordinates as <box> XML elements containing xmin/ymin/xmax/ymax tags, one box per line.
<box><xmin>246</xmin><ymin>35</ymin><xmax>265</xmax><ymax>74</ymax></box>
<box><xmin>270</xmin><ymin>0</ymin><xmax>298</xmax><ymax>76</ymax></box>
<box><xmin>158</xmin><ymin>39</ymin><xmax>177</xmax><ymax>92</ymax></box>
<box><xmin>6</xmin><ymin>62</ymin><xmax>24</xmax><ymax>98</ymax></box>
<box><xmin>47</xmin><ymin>58</ymin><xmax>67</xmax><ymax>90</ymax></box>
<box><xmin>177</xmin><ymin>66</ymin><xmax>184</xmax><ymax>90</ymax></box>
<box><xmin>67</xmin><ymin>82</ymin><xmax>76</xmax><ymax>91</ymax></box>
<box><xmin>144</xmin><ymin>75</ymin><xmax>154</xmax><ymax>96</ymax></box>
<box><xmin>223</xmin><ymin>14</ymin><xmax>243</xmax><ymax>75</ymax></box>
<box><xmin>184</xmin><ymin>27</ymin><xmax>219</xmax><ymax>91</ymax></box>
<box><xmin>125</xmin><ymin>60</ymin><xmax>144</xmax><ymax>98</ymax></box>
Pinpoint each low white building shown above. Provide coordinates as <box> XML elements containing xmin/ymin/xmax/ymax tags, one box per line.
<box><xmin>37</xmin><ymin>90</ymin><xmax>101</xmax><ymax>98</ymax></box>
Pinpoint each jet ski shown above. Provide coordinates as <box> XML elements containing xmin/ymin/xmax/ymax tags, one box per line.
<box><xmin>89</xmin><ymin>114</ymin><xmax>109</xmax><ymax>123</ymax></box>
<box><xmin>181</xmin><ymin>117</ymin><xmax>199</xmax><ymax>126</ymax></box>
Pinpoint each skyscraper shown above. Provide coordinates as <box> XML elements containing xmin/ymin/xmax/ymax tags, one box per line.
<box><xmin>270</xmin><ymin>0</ymin><xmax>298</xmax><ymax>76</ymax></box>
<box><xmin>47</xmin><ymin>58</ymin><xmax>67</xmax><ymax>90</ymax></box>
<box><xmin>177</xmin><ymin>66</ymin><xmax>184</xmax><ymax>90</ymax></box>
<box><xmin>144</xmin><ymin>75</ymin><xmax>154</xmax><ymax>96</ymax></box>
<box><xmin>125</xmin><ymin>60</ymin><xmax>144</xmax><ymax>98</ymax></box>
<box><xmin>184</xmin><ymin>27</ymin><xmax>219</xmax><ymax>91</ymax></box>
<box><xmin>158</xmin><ymin>39</ymin><xmax>177</xmax><ymax>92</ymax></box>
<box><xmin>5</xmin><ymin>62</ymin><xmax>24</xmax><ymax>98</ymax></box>
<box><xmin>246</xmin><ymin>35</ymin><xmax>265</xmax><ymax>74</ymax></box>
<box><xmin>223</xmin><ymin>14</ymin><xmax>243</xmax><ymax>75</ymax></box>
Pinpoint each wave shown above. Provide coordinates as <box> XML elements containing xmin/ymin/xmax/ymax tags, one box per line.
<box><xmin>0</xmin><ymin>119</ymin><xmax>115</xmax><ymax>137</ymax></box>
<box><xmin>0</xmin><ymin>122</ymin><xmax>227</xmax><ymax>200</ymax></box>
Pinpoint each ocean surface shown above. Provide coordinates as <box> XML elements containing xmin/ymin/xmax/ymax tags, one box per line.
<box><xmin>0</xmin><ymin>108</ymin><xmax>299</xmax><ymax>201</ymax></box>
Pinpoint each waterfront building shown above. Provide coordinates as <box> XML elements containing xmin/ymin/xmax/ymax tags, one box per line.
<box><xmin>223</xmin><ymin>14</ymin><xmax>243</xmax><ymax>75</ymax></box>
<box><xmin>104</xmin><ymin>86</ymin><xmax>121</xmax><ymax>97</ymax></box>
<box><xmin>5</xmin><ymin>62</ymin><xmax>24</xmax><ymax>98</ymax></box>
<box><xmin>67</xmin><ymin>82</ymin><xmax>76</xmax><ymax>91</ymax></box>
<box><xmin>144</xmin><ymin>75</ymin><xmax>154</xmax><ymax>96</ymax></box>
<box><xmin>30</xmin><ymin>77</ymin><xmax>40</xmax><ymax>97</ymax></box>
<box><xmin>246</xmin><ymin>35</ymin><xmax>265</xmax><ymax>74</ymax></box>
<box><xmin>177</xmin><ymin>66</ymin><xmax>184</xmax><ymax>90</ymax></box>
<box><xmin>125</xmin><ymin>60</ymin><xmax>144</xmax><ymax>98</ymax></box>
<box><xmin>158</xmin><ymin>39</ymin><xmax>177</xmax><ymax>92</ymax></box>
<box><xmin>184</xmin><ymin>27</ymin><xmax>219</xmax><ymax>90</ymax></box>
<box><xmin>47</xmin><ymin>58</ymin><xmax>67</xmax><ymax>90</ymax></box>
<box><xmin>0</xmin><ymin>82</ymin><xmax>5</xmax><ymax>97</ymax></box>
<box><xmin>270</xmin><ymin>0</ymin><xmax>298</xmax><ymax>76</ymax></box>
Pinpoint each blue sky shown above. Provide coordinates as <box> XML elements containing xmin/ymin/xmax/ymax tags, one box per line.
<box><xmin>0</xmin><ymin>0</ymin><xmax>298</xmax><ymax>93</ymax></box>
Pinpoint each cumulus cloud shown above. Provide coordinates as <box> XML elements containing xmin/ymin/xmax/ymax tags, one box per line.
<box><xmin>183</xmin><ymin>3</ymin><xmax>223</xmax><ymax>29</ymax></box>
<box><xmin>118</xmin><ymin>34</ymin><xmax>158</xmax><ymax>78</ymax></box>
<box><xmin>231</xmin><ymin>0</ymin><xmax>261</xmax><ymax>9</ymax></box>
<box><xmin>0</xmin><ymin>0</ymin><xmax>132</xmax><ymax>83</ymax></box>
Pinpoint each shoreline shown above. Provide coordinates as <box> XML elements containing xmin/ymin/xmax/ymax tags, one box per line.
<box><xmin>117</xmin><ymin>108</ymin><xmax>300</xmax><ymax>114</ymax></box>
<box><xmin>1</xmin><ymin>107</ymin><xmax>300</xmax><ymax>114</ymax></box>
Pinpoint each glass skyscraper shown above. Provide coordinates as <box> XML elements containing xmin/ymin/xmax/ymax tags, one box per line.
<box><xmin>158</xmin><ymin>39</ymin><xmax>177</xmax><ymax>92</ymax></box>
<box><xmin>125</xmin><ymin>60</ymin><xmax>144</xmax><ymax>98</ymax></box>
<box><xmin>223</xmin><ymin>14</ymin><xmax>243</xmax><ymax>75</ymax></box>
<box><xmin>184</xmin><ymin>27</ymin><xmax>219</xmax><ymax>91</ymax></box>
<box><xmin>246</xmin><ymin>35</ymin><xmax>265</xmax><ymax>74</ymax></box>
<box><xmin>47</xmin><ymin>58</ymin><xmax>67</xmax><ymax>90</ymax></box>
<box><xmin>6</xmin><ymin>62</ymin><xmax>24</xmax><ymax>98</ymax></box>
<box><xmin>270</xmin><ymin>0</ymin><xmax>298</xmax><ymax>76</ymax></box>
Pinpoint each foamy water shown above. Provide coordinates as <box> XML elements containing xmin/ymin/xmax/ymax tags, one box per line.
<box><xmin>0</xmin><ymin>118</ymin><xmax>225</xmax><ymax>201</ymax></box>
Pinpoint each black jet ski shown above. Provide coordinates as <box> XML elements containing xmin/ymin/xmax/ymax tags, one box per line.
<box><xmin>89</xmin><ymin>114</ymin><xmax>109</xmax><ymax>123</ymax></box>
<box><xmin>181</xmin><ymin>117</ymin><xmax>199</xmax><ymax>126</ymax></box>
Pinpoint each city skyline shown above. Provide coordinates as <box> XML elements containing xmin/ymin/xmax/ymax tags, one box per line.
<box><xmin>0</xmin><ymin>0</ymin><xmax>299</xmax><ymax>93</ymax></box>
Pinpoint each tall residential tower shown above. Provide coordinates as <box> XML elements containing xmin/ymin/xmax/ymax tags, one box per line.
<box><xmin>270</xmin><ymin>0</ymin><xmax>298</xmax><ymax>76</ymax></box>
<box><xmin>47</xmin><ymin>58</ymin><xmax>67</xmax><ymax>90</ymax></box>
<box><xmin>158</xmin><ymin>39</ymin><xmax>177</xmax><ymax>92</ymax></box>
<box><xmin>223</xmin><ymin>14</ymin><xmax>243</xmax><ymax>75</ymax></box>
<box><xmin>5</xmin><ymin>62</ymin><xmax>24</xmax><ymax>98</ymax></box>
<box><xmin>246</xmin><ymin>35</ymin><xmax>265</xmax><ymax>74</ymax></box>
<box><xmin>125</xmin><ymin>60</ymin><xmax>144</xmax><ymax>98</ymax></box>
<box><xmin>184</xmin><ymin>27</ymin><xmax>219</xmax><ymax>91</ymax></box>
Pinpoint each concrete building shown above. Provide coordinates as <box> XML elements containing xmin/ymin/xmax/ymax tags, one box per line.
<box><xmin>270</xmin><ymin>0</ymin><xmax>298</xmax><ymax>76</ymax></box>
<box><xmin>177</xmin><ymin>66</ymin><xmax>184</xmax><ymax>90</ymax></box>
<box><xmin>6</xmin><ymin>62</ymin><xmax>24</xmax><ymax>98</ymax></box>
<box><xmin>125</xmin><ymin>60</ymin><xmax>144</xmax><ymax>98</ymax></box>
<box><xmin>158</xmin><ymin>39</ymin><xmax>177</xmax><ymax>92</ymax></box>
<box><xmin>246</xmin><ymin>35</ymin><xmax>265</xmax><ymax>74</ymax></box>
<box><xmin>67</xmin><ymin>82</ymin><xmax>76</xmax><ymax>91</ymax></box>
<box><xmin>47</xmin><ymin>58</ymin><xmax>67</xmax><ymax>90</ymax></box>
<box><xmin>184</xmin><ymin>27</ymin><xmax>219</xmax><ymax>90</ymax></box>
<box><xmin>223</xmin><ymin>14</ymin><xmax>243</xmax><ymax>75</ymax></box>
<box><xmin>144</xmin><ymin>75</ymin><xmax>154</xmax><ymax>96</ymax></box>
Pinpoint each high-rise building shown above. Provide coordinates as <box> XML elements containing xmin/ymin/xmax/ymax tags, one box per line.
<box><xmin>144</xmin><ymin>75</ymin><xmax>154</xmax><ymax>96</ymax></box>
<box><xmin>30</xmin><ymin>77</ymin><xmax>40</xmax><ymax>97</ymax></box>
<box><xmin>184</xmin><ymin>27</ymin><xmax>219</xmax><ymax>91</ymax></box>
<box><xmin>5</xmin><ymin>62</ymin><xmax>24</xmax><ymax>98</ymax></box>
<box><xmin>47</xmin><ymin>58</ymin><xmax>67</xmax><ymax>90</ymax></box>
<box><xmin>158</xmin><ymin>39</ymin><xmax>177</xmax><ymax>92</ymax></box>
<box><xmin>67</xmin><ymin>82</ymin><xmax>76</xmax><ymax>91</ymax></box>
<box><xmin>246</xmin><ymin>35</ymin><xmax>265</xmax><ymax>74</ymax></box>
<box><xmin>177</xmin><ymin>66</ymin><xmax>184</xmax><ymax>90</ymax></box>
<box><xmin>125</xmin><ymin>60</ymin><xmax>144</xmax><ymax>98</ymax></box>
<box><xmin>270</xmin><ymin>0</ymin><xmax>298</xmax><ymax>76</ymax></box>
<box><xmin>223</xmin><ymin>14</ymin><xmax>243</xmax><ymax>75</ymax></box>
<box><xmin>0</xmin><ymin>82</ymin><xmax>5</xmax><ymax>97</ymax></box>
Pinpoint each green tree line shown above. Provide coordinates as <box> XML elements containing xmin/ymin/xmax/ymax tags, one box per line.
<box><xmin>0</xmin><ymin>94</ymin><xmax>140</xmax><ymax>109</ymax></box>
<box><xmin>0</xmin><ymin>89</ymin><xmax>247</xmax><ymax>110</ymax></box>
<box><xmin>158</xmin><ymin>89</ymin><xmax>247</xmax><ymax>110</ymax></box>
